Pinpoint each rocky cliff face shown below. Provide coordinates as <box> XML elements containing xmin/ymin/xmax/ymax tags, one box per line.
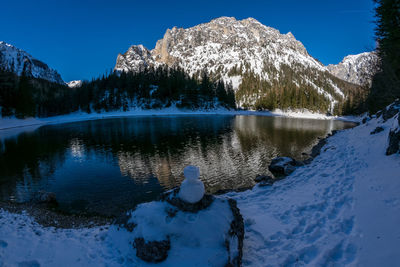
<box><xmin>115</xmin><ymin>44</ymin><xmax>154</xmax><ymax>73</ymax></box>
<box><xmin>327</xmin><ymin>52</ymin><xmax>378</xmax><ymax>86</ymax></box>
<box><xmin>115</xmin><ymin>17</ymin><xmax>365</xmax><ymax>111</ymax></box>
<box><xmin>115</xmin><ymin>17</ymin><xmax>322</xmax><ymax>78</ymax></box>
<box><xmin>0</xmin><ymin>41</ymin><xmax>64</xmax><ymax>84</ymax></box>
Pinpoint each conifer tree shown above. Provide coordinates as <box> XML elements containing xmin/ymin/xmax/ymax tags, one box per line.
<box><xmin>367</xmin><ymin>0</ymin><xmax>400</xmax><ymax>113</ymax></box>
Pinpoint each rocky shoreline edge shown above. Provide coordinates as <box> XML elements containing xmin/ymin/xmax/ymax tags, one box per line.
<box><xmin>0</xmin><ymin>201</ymin><xmax>113</xmax><ymax>229</ymax></box>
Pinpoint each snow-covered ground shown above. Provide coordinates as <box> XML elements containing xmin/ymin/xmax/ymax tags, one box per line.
<box><xmin>0</xmin><ymin>198</ymin><xmax>235</xmax><ymax>266</ymax></box>
<box><xmin>227</xmin><ymin>113</ymin><xmax>400</xmax><ymax>266</ymax></box>
<box><xmin>0</xmin><ymin>106</ymin><xmax>356</xmax><ymax>133</ymax></box>
<box><xmin>1</xmin><ymin>111</ymin><xmax>397</xmax><ymax>266</ymax></box>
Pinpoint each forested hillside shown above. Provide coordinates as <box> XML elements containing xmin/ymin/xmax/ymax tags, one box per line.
<box><xmin>233</xmin><ymin>63</ymin><xmax>365</xmax><ymax>115</ymax></box>
<box><xmin>0</xmin><ymin>66</ymin><xmax>236</xmax><ymax>118</ymax></box>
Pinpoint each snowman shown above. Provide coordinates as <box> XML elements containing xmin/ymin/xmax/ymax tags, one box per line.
<box><xmin>178</xmin><ymin>165</ymin><xmax>205</xmax><ymax>203</ymax></box>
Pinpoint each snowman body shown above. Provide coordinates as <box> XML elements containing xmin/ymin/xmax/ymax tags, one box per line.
<box><xmin>179</xmin><ymin>165</ymin><xmax>205</xmax><ymax>203</ymax></box>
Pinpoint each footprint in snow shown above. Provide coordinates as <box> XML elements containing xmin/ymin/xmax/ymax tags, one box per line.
<box><xmin>384</xmin><ymin>198</ymin><xmax>399</xmax><ymax>207</ymax></box>
<box><xmin>17</xmin><ymin>260</ymin><xmax>41</xmax><ymax>267</ymax></box>
<box><xmin>185</xmin><ymin>213</ymin><xmax>198</xmax><ymax>223</ymax></box>
<box><xmin>0</xmin><ymin>240</ymin><xmax>7</xmax><ymax>248</ymax></box>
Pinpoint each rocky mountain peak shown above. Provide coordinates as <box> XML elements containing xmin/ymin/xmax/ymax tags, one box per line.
<box><xmin>327</xmin><ymin>52</ymin><xmax>378</xmax><ymax>86</ymax></box>
<box><xmin>115</xmin><ymin>16</ymin><xmax>315</xmax><ymax>77</ymax></box>
<box><xmin>115</xmin><ymin>44</ymin><xmax>153</xmax><ymax>73</ymax></box>
<box><xmin>0</xmin><ymin>41</ymin><xmax>64</xmax><ymax>84</ymax></box>
<box><xmin>114</xmin><ymin>17</ymin><xmax>370</xmax><ymax>112</ymax></box>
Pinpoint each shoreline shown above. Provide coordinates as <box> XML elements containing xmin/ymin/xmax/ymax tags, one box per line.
<box><xmin>0</xmin><ymin>201</ymin><xmax>113</xmax><ymax>229</ymax></box>
<box><xmin>0</xmin><ymin>107</ymin><xmax>360</xmax><ymax>133</ymax></box>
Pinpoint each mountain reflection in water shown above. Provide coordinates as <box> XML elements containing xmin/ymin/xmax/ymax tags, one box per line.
<box><xmin>0</xmin><ymin>115</ymin><xmax>355</xmax><ymax>216</ymax></box>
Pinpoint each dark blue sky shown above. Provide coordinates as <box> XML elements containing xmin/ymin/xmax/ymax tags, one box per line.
<box><xmin>1</xmin><ymin>0</ymin><xmax>376</xmax><ymax>82</ymax></box>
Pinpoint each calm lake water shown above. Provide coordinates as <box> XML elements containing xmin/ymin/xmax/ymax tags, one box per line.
<box><xmin>0</xmin><ymin>115</ymin><xmax>355</xmax><ymax>216</ymax></box>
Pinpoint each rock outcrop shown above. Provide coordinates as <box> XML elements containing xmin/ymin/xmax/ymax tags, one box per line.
<box><xmin>268</xmin><ymin>157</ymin><xmax>297</xmax><ymax>176</ymax></box>
<box><xmin>134</xmin><ymin>237</ymin><xmax>171</xmax><ymax>263</ymax></box>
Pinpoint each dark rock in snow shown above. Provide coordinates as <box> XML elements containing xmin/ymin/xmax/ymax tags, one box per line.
<box><xmin>382</xmin><ymin>100</ymin><xmax>400</xmax><ymax>121</ymax></box>
<box><xmin>165</xmin><ymin>207</ymin><xmax>178</xmax><ymax>218</ymax></box>
<box><xmin>386</xmin><ymin>127</ymin><xmax>400</xmax><ymax>155</ymax></box>
<box><xmin>362</xmin><ymin>117</ymin><xmax>368</xmax><ymax>124</ymax></box>
<box><xmin>226</xmin><ymin>199</ymin><xmax>244</xmax><ymax>267</ymax></box>
<box><xmin>268</xmin><ymin>157</ymin><xmax>297</xmax><ymax>176</ymax></box>
<box><xmin>254</xmin><ymin>175</ymin><xmax>277</xmax><ymax>186</ymax></box>
<box><xmin>370</xmin><ymin>126</ymin><xmax>384</xmax><ymax>135</ymax></box>
<box><xmin>258</xmin><ymin>180</ymin><xmax>273</xmax><ymax>187</ymax></box>
<box><xmin>115</xmin><ymin>212</ymin><xmax>136</xmax><ymax>232</ymax></box>
<box><xmin>160</xmin><ymin>188</ymin><xmax>214</xmax><ymax>213</ymax></box>
<box><xmin>134</xmin><ymin>237</ymin><xmax>171</xmax><ymax>263</ymax></box>
<box><xmin>254</xmin><ymin>175</ymin><xmax>274</xmax><ymax>183</ymax></box>
<box><xmin>310</xmin><ymin>138</ymin><xmax>328</xmax><ymax>158</ymax></box>
<box><xmin>298</xmin><ymin>130</ymin><xmax>340</xmax><ymax>166</ymax></box>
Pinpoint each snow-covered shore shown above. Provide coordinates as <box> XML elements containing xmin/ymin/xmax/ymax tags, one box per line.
<box><xmin>1</xmin><ymin>111</ymin><xmax>397</xmax><ymax>266</ymax></box>
<box><xmin>0</xmin><ymin>107</ymin><xmax>358</xmax><ymax>132</ymax></box>
<box><xmin>227</xmin><ymin>113</ymin><xmax>400</xmax><ymax>266</ymax></box>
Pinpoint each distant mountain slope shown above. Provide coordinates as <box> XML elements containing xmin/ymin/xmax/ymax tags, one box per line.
<box><xmin>115</xmin><ymin>17</ymin><xmax>362</xmax><ymax>113</ymax></box>
<box><xmin>327</xmin><ymin>52</ymin><xmax>378</xmax><ymax>86</ymax></box>
<box><xmin>0</xmin><ymin>41</ymin><xmax>64</xmax><ymax>84</ymax></box>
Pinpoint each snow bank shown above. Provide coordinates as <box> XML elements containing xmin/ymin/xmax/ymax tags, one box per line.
<box><xmin>272</xmin><ymin>108</ymin><xmax>334</xmax><ymax>120</ymax></box>
<box><xmin>0</xmin><ymin>210</ymin><xmax>114</xmax><ymax>266</ymax></box>
<box><xmin>117</xmin><ymin>198</ymin><xmax>233</xmax><ymax>266</ymax></box>
<box><xmin>0</xmin><ymin>196</ymin><xmax>240</xmax><ymax>266</ymax></box>
<box><xmin>0</xmin><ymin>117</ymin><xmax>45</xmax><ymax>130</ymax></box>
<box><xmin>226</xmin><ymin>112</ymin><xmax>400</xmax><ymax>266</ymax></box>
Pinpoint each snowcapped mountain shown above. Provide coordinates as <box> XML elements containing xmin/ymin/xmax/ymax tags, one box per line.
<box><xmin>67</xmin><ymin>80</ymin><xmax>83</xmax><ymax>88</ymax></box>
<box><xmin>0</xmin><ymin>41</ymin><xmax>64</xmax><ymax>84</ymax></box>
<box><xmin>115</xmin><ymin>17</ymin><xmax>356</xmax><ymax>112</ymax></box>
<box><xmin>327</xmin><ymin>52</ymin><xmax>378</xmax><ymax>86</ymax></box>
<box><xmin>115</xmin><ymin>45</ymin><xmax>153</xmax><ymax>73</ymax></box>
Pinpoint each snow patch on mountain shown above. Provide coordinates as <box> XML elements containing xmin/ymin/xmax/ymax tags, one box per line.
<box><xmin>0</xmin><ymin>41</ymin><xmax>64</xmax><ymax>84</ymax></box>
<box><xmin>67</xmin><ymin>80</ymin><xmax>82</xmax><ymax>88</ymax></box>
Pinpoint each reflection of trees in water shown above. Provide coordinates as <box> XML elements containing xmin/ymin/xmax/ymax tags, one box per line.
<box><xmin>234</xmin><ymin>116</ymin><xmax>340</xmax><ymax>160</ymax></box>
<box><xmin>0</xmin><ymin>116</ymin><xmax>355</xmax><ymax>204</ymax></box>
<box><xmin>0</xmin><ymin>130</ymin><xmax>69</xmax><ymax>201</ymax></box>
<box><xmin>106</xmin><ymin>116</ymin><xmax>237</xmax><ymax>191</ymax></box>
<box><xmin>0</xmin><ymin>116</ymin><xmax>237</xmax><ymax>199</ymax></box>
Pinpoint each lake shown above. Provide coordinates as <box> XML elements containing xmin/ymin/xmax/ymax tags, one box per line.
<box><xmin>0</xmin><ymin>115</ymin><xmax>355</xmax><ymax>216</ymax></box>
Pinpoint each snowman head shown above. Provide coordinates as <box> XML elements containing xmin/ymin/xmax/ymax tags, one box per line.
<box><xmin>183</xmin><ymin>165</ymin><xmax>200</xmax><ymax>181</ymax></box>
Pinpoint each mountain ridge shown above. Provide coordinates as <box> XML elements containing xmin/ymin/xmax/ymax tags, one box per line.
<box><xmin>327</xmin><ymin>52</ymin><xmax>378</xmax><ymax>86</ymax></box>
<box><xmin>114</xmin><ymin>17</ymin><xmax>365</xmax><ymax>113</ymax></box>
<box><xmin>0</xmin><ymin>41</ymin><xmax>64</xmax><ymax>84</ymax></box>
